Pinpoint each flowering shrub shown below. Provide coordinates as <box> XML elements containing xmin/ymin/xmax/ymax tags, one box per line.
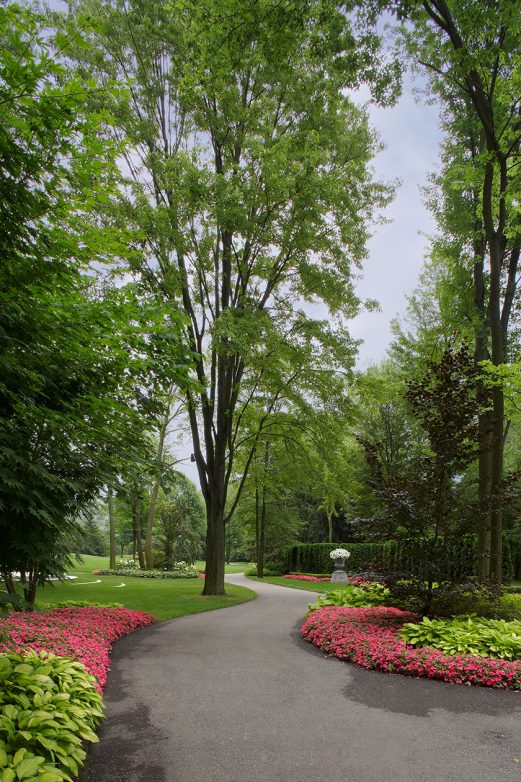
<box><xmin>301</xmin><ymin>606</ymin><xmax>521</xmax><ymax>689</ymax></box>
<box><xmin>0</xmin><ymin>606</ymin><xmax>154</xmax><ymax>691</ymax></box>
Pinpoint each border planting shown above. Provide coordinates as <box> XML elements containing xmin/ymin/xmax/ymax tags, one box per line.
<box><xmin>301</xmin><ymin>606</ymin><xmax>521</xmax><ymax>689</ymax></box>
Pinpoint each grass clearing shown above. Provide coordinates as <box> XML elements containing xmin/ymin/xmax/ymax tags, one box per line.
<box><xmin>36</xmin><ymin>555</ymin><xmax>255</xmax><ymax>620</ymax></box>
<box><xmin>247</xmin><ymin>575</ymin><xmax>340</xmax><ymax>592</ymax></box>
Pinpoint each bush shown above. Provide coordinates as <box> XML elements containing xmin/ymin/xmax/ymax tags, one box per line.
<box><xmin>308</xmin><ymin>583</ymin><xmax>390</xmax><ymax>611</ymax></box>
<box><xmin>0</xmin><ymin>649</ymin><xmax>104</xmax><ymax>781</ymax></box>
<box><xmin>387</xmin><ymin>580</ymin><xmax>505</xmax><ymax>618</ymax></box>
<box><xmin>96</xmin><ymin>568</ymin><xmax>198</xmax><ymax>579</ymax></box>
<box><xmin>401</xmin><ymin>616</ymin><xmax>521</xmax><ymax>661</ymax></box>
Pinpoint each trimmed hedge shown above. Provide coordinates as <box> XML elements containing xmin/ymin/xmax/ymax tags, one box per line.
<box><xmin>282</xmin><ymin>537</ymin><xmax>517</xmax><ymax>581</ymax></box>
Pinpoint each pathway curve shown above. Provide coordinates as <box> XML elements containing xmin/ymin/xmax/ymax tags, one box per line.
<box><xmin>83</xmin><ymin>575</ymin><xmax>521</xmax><ymax>782</ymax></box>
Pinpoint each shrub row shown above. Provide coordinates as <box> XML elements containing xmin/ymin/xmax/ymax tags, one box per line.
<box><xmin>95</xmin><ymin>568</ymin><xmax>199</xmax><ymax>579</ymax></box>
<box><xmin>282</xmin><ymin>537</ymin><xmax>519</xmax><ymax>581</ymax></box>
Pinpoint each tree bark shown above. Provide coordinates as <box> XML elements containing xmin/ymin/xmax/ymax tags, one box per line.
<box><xmin>203</xmin><ymin>497</ymin><xmax>226</xmax><ymax>595</ymax></box>
<box><xmin>108</xmin><ymin>486</ymin><xmax>117</xmax><ymax>569</ymax></box>
<box><xmin>326</xmin><ymin>508</ymin><xmax>333</xmax><ymax>543</ymax></box>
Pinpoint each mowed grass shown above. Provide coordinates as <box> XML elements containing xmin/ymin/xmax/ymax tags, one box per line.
<box><xmin>36</xmin><ymin>555</ymin><xmax>255</xmax><ymax>621</ymax></box>
<box><xmin>247</xmin><ymin>575</ymin><xmax>339</xmax><ymax>593</ymax></box>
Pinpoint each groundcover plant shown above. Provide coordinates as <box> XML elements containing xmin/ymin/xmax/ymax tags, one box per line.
<box><xmin>301</xmin><ymin>607</ymin><xmax>521</xmax><ymax>689</ymax></box>
<box><xmin>0</xmin><ymin>606</ymin><xmax>154</xmax><ymax>690</ymax></box>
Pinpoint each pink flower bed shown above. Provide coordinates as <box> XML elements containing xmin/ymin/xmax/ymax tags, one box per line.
<box><xmin>301</xmin><ymin>606</ymin><xmax>521</xmax><ymax>690</ymax></box>
<box><xmin>0</xmin><ymin>607</ymin><xmax>154</xmax><ymax>691</ymax></box>
<box><xmin>284</xmin><ymin>574</ymin><xmax>377</xmax><ymax>585</ymax></box>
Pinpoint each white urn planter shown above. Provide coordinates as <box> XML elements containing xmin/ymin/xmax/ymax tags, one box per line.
<box><xmin>330</xmin><ymin>548</ymin><xmax>350</xmax><ymax>584</ymax></box>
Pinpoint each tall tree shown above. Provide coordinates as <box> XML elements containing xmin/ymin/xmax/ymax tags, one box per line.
<box><xmin>0</xmin><ymin>5</ymin><xmax>192</xmax><ymax>603</ymax></box>
<box><xmin>385</xmin><ymin>0</ymin><xmax>521</xmax><ymax>580</ymax></box>
<box><xmin>62</xmin><ymin>0</ymin><xmax>398</xmax><ymax>593</ymax></box>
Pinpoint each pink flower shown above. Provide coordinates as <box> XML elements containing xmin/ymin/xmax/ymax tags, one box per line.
<box><xmin>301</xmin><ymin>606</ymin><xmax>521</xmax><ymax>690</ymax></box>
<box><xmin>0</xmin><ymin>607</ymin><xmax>154</xmax><ymax>692</ymax></box>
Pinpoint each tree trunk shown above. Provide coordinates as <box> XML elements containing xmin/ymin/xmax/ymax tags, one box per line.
<box><xmin>108</xmin><ymin>486</ymin><xmax>117</xmax><ymax>569</ymax></box>
<box><xmin>145</xmin><ymin>413</ymin><xmax>169</xmax><ymax>570</ymax></box>
<box><xmin>133</xmin><ymin>494</ymin><xmax>145</xmax><ymax>570</ymax></box>
<box><xmin>326</xmin><ymin>509</ymin><xmax>333</xmax><ymax>543</ymax></box>
<box><xmin>203</xmin><ymin>498</ymin><xmax>226</xmax><ymax>595</ymax></box>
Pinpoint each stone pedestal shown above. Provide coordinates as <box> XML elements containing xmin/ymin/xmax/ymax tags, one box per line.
<box><xmin>331</xmin><ymin>558</ymin><xmax>348</xmax><ymax>583</ymax></box>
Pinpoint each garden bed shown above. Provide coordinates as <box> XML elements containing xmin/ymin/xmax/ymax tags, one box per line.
<box><xmin>0</xmin><ymin>605</ymin><xmax>154</xmax><ymax>691</ymax></box>
<box><xmin>301</xmin><ymin>606</ymin><xmax>521</xmax><ymax>689</ymax></box>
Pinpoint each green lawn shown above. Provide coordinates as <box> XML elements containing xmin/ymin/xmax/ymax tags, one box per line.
<box><xmin>247</xmin><ymin>575</ymin><xmax>341</xmax><ymax>592</ymax></box>
<box><xmin>36</xmin><ymin>555</ymin><xmax>255</xmax><ymax>621</ymax></box>
<box><xmin>65</xmin><ymin>554</ymin><xmax>250</xmax><ymax>576</ymax></box>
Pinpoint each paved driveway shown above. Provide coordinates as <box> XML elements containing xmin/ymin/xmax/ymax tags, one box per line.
<box><xmin>83</xmin><ymin>574</ymin><xmax>521</xmax><ymax>782</ymax></box>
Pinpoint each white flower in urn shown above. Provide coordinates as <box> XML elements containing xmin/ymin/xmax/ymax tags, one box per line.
<box><xmin>330</xmin><ymin>548</ymin><xmax>350</xmax><ymax>560</ymax></box>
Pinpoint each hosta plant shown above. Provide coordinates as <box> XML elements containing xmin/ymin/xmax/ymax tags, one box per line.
<box><xmin>308</xmin><ymin>583</ymin><xmax>389</xmax><ymax>612</ymax></box>
<box><xmin>401</xmin><ymin>616</ymin><xmax>521</xmax><ymax>660</ymax></box>
<box><xmin>0</xmin><ymin>650</ymin><xmax>104</xmax><ymax>781</ymax></box>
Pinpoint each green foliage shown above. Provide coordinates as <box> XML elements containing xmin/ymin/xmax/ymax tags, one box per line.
<box><xmin>401</xmin><ymin>616</ymin><xmax>521</xmax><ymax>661</ymax></box>
<box><xmin>60</xmin><ymin>0</ymin><xmax>401</xmax><ymax>593</ymax></box>
<box><xmin>154</xmin><ymin>476</ymin><xmax>206</xmax><ymax>567</ymax></box>
<box><xmin>308</xmin><ymin>583</ymin><xmax>389</xmax><ymax>611</ymax></box>
<box><xmin>0</xmin><ymin>5</ymin><xmax>193</xmax><ymax>600</ymax></box>
<box><xmin>0</xmin><ymin>650</ymin><xmax>104</xmax><ymax>781</ymax></box>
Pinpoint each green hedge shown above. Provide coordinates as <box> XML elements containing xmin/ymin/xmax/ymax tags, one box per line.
<box><xmin>281</xmin><ymin>537</ymin><xmax>516</xmax><ymax>581</ymax></box>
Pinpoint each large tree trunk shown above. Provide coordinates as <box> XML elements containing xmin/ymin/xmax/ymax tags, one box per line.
<box><xmin>108</xmin><ymin>486</ymin><xmax>117</xmax><ymax>569</ymax></box>
<box><xmin>145</xmin><ymin>412</ymin><xmax>169</xmax><ymax>570</ymax></box>
<box><xmin>203</xmin><ymin>498</ymin><xmax>226</xmax><ymax>595</ymax></box>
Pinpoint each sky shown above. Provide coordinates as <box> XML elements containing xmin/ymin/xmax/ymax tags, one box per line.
<box><xmin>349</xmin><ymin>75</ymin><xmax>443</xmax><ymax>369</ymax></box>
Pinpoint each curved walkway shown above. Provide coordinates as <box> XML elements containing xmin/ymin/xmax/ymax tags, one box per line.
<box><xmin>83</xmin><ymin>575</ymin><xmax>521</xmax><ymax>782</ymax></box>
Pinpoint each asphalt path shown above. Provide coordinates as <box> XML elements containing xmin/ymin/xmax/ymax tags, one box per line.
<box><xmin>83</xmin><ymin>574</ymin><xmax>521</xmax><ymax>782</ymax></box>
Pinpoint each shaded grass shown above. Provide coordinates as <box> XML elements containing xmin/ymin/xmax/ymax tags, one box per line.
<box><xmin>68</xmin><ymin>554</ymin><xmax>250</xmax><ymax>576</ymax></box>
<box><xmin>37</xmin><ymin>556</ymin><xmax>255</xmax><ymax>621</ymax></box>
<box><xmin>247</xmin><ymin>575</ymin><xmax>342</xmax><ymax>593</ymax></box>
